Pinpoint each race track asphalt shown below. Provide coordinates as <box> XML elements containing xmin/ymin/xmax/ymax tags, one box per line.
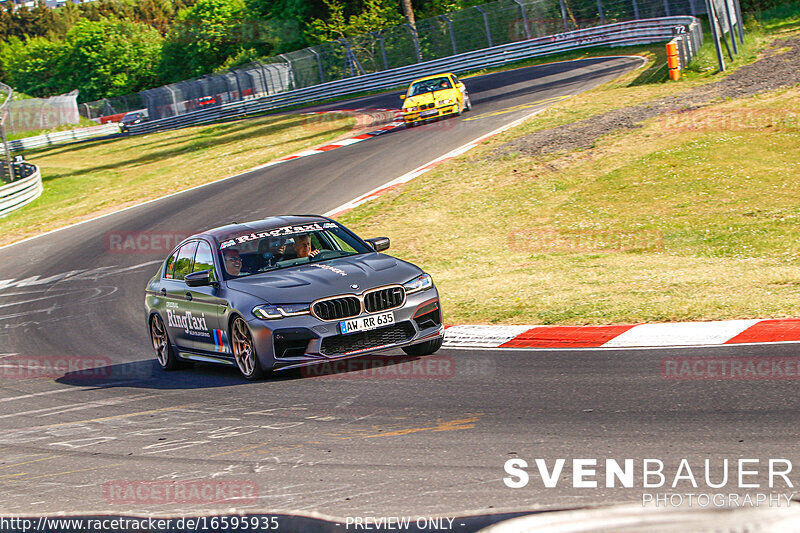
<box><xmin>2</xmin><ymin>56</ymin><xmax>797</xmax><ymax>520</ymax></box>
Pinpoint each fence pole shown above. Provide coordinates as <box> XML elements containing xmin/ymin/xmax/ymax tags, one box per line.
<box><xmin>474</xmin><ymin>6</ymin><xmax>493</xmax><ymax>48</ymax></box>
<box><xmin>373</xmin><ymin>31</ymin><xmax>389</xmax><ymax>70</ymax></box>
<box><xmin>632</xmin><ymin>0</ymin><xmax>640</xmax><ymax>19</ymax></box>
<box><xmin>444</xmin><ymin>15</ymin><xmax>458</xmax><ymax>54</ymax></box>
<box><xmin>705</xmin><ymin>0</ymin><xmax>726</xmax><ymax>70</ymax></box>
<box><xmin>597</xmin><ymin>0</ymin><xmax>605</xmax><ymax>24</ymax></box>
<box><xmin>733</xmin><ymin>0</ymin><xmax>744</xmax><ymax>44</ymax></box>
<box><xmin>559</xmin><ymin>0</ymin><xmax>569</xmax><ymax>31</ymax></box>
<box><xmin>406</xmin><ymin>24</ymin><xmax>422</xmax><ymax>62</ymax></box>
<box><xmin>663</xmin><ymin>0</ymin><xmax>671</xmax><ymax>16</ymax></box>
<box><xmin>512</xmin><ymin>0</ymin><xmax>531</xmax><ymax>39</ymax></box>
<box><xmin>722</xmin><ymin>0</ymin><xmax>738</xmax><ymax>54</ymax></box>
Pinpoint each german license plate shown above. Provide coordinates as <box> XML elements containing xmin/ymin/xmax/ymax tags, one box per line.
<box><xmin>420</xmin><ymin>109</ymin><xmax>438</xmax><ymax>117</ymax></box>
<box><xmin>340</xmin><ymin>312</ymin><xmax>395</xmax><ymax>334</ymax></box>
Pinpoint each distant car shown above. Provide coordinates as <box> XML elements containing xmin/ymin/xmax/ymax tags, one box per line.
<box><xmin>119</xmin><ymin>112</ymin><xmax>146</xmax><ymax>132</ymax></box>
<box><xmin>400</xmin><ymin>73</ymin><xmax>471</xmax><ymax>127</ymax></box>
<box><xmin>145</xmin><ymin>215</ymin><xmax>444</xmax><ymax>380</ymax></box>
<box><xmin>196</xmin><ymin>96</ymin><xmax>217</xmax><ymax>107</ymax></box>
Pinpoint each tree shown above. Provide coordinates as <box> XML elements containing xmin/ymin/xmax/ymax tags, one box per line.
<box><xmin>59</xmin><ymin>18</ymin><xmax>163</xmax><ymax>101</ymax></box>
<box><xmin>159</xmin><ymin>0</ymin><xmax>248</xmax><ymax>81</ymax></box>
<box><xmin>0</xmin><ymin>36</ymin><xmax>66</xmax><ymax>96</ymax></box>
<box><xmin>306</xmin><ymin>0</ymin><xmax>402</xmax><ymax>43</ymax></box>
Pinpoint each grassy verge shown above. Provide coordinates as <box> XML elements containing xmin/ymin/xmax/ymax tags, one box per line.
<box><xmin>339</xmin><ymin>14</ymin><xmax>800</xmax><ymax>324</ymax></box>
<box><xmin>0</xmin><ymin>113</ymin><xmax>354</xmax><ymax>247</ymax></box>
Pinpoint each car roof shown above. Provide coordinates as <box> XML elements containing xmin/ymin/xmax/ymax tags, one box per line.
<box><xmin>409</xmin><ymin>73</ymin><xmax>455</xmax><ymax>84</ymax></box>
<box><xmin>190</xmin><ymin>215</ymin><xmax>335</xmax><ymax>247</ymax></box>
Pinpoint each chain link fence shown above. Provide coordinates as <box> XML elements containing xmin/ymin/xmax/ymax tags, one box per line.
<box><xmin>81</xmin><ymin>0</ymin><xmax>708</xmax><ymax>122</ymax></box>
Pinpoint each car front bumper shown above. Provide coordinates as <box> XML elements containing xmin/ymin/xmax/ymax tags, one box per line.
<box><xmin>246</xmin><ymin>287</ymin><xmax>444</xmax><ymax>372</ymax></box>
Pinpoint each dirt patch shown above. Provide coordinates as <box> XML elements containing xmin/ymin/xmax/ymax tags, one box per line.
<box><xmin>496</xmin><ymin>37</ymin><xmax>800</xmax><ymax>157</ymax></box>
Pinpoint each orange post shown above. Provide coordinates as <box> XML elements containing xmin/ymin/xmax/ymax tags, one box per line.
<box><xmin>666</xmin><ymin>41</ymin><xmax>681</xmax><ymax>81</ymax></box>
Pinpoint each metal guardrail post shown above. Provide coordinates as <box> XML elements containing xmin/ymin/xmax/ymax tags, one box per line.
<box><xmin>512</xmin><ymin>0</ymin><xmax>531</xmax><ymax>39</ymax></box>
<box><xmin>733</xmin><ymin>0</ymin><xmax>744</xmax><ymax>44</ymax></box>
<box><xmin>597</xmin><ymin>0</ymin><xmax>606</xmax><ymax>25</ymax></box>
<box><xmin>663</xmin><ymin>0</ymin><xmax>671</xmax><ymax>16</ymax></box>
<box><xmin>632</xmin><ymin>0</ymin><xmax>640</xmax><ymax>19</ymax></box>
<box><xmin>559</xmin><ymin>0</ymin><xmax>570</xmax><ymax>31</ymax></box>
<box><xmin>0</xmin><ymin>82</ymin><xmax>13</xmax><ymax>183</ymax></box>
<box><xmin>722</xmin><ymin>0</ymin><xmax>738</xmax><ymax>54</ymax></box>
<box><xmin>372</xmin><ymin>32</ymin><xmax>389</xmax><ymax>70</ymax></box>
<box><xmin>705</xmin><ymin>0</ymin><xmax>726</xmax><ymax>70</ymax></box>
<box><xmin>405</xmin><ymin>23</ymin><xmax>422</xmax><ymax>62</ymax></box>
<box><xmin>443</xmin><ymin>15</ymin><xmax>458</xmax><ymax>54</ymax></box>
<box><xmin>474</xmin><ymin>6</ymin><xmax>493</xmax><ymax>48</ymax></box>
<box><xmin>304</xmin><ymin>49</ymin><xmax>325</xmax><ymax>85</ymax></box>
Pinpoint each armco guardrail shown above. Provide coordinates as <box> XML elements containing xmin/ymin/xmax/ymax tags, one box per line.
<box><xmin>0</xmin><ymin>161</ymin><xmax>42</xmax><ymax>217</ymax></box>
<box><xmin>1</xmin><ymin>123</ymin><xmax>121</xmax><ymax>154</ymax></box>
<box><xmin>128</xmin><ymin>17</ymin><xmax>701</xmax><ymax>136</ymax></box>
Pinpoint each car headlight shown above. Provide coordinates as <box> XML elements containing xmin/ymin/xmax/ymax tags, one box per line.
<box><xmin>253</xmin><ymin>304</ymin><xmax>310</xmax><ymax>320</ymax></box>
<box><xmin>437</xmin><ymin>99</ymin><xmax>454</xmax><ymax>106</ymax></box>
<box><xmin>403</xmin><ymin>273</ymin><xmax>433</xmax><ymax>295</ymax></box>
<box><xmin>405</xmin><ymin>106</ymin><xmax>418</xmax><ymax>112</ymax></box>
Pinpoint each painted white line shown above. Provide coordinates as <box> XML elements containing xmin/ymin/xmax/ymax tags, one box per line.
<box><xmin>602</xmin><ymin>319</ymin><xmax>762</xmax><ymax>348</ymax></box>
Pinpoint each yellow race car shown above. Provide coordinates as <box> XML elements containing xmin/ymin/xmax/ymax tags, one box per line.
<box><xmin>400</xmin><ymin>73</ymin><xmax>471</xmax><ymax>127</ymax></box>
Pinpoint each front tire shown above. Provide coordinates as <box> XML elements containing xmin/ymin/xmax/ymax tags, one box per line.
<box><xmin>150</xmin><ymin>314</ymin><xmax>180</xmax><ymax>370</ymax></box>
<box><xmin>402</xmin><ymin>337</ymin><xmax>443</xmax><ymax>357</ymax></box>
<box><xmin>231</xmin><ymin>316</ymin><xmax>266</xmax><ymax>380</ymax></box>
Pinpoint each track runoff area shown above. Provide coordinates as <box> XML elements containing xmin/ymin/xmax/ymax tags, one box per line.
<box><xmin>1</xmin><ymin>57</ymin><xmax>799</xmax><ymax>532</ymax></box>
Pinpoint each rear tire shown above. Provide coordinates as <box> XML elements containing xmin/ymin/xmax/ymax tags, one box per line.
<box><xmin>150</xmin><ymin>314</ymin><xmax>180</xmax><ymax>371</ymax></box>
<box><xmin>402</xmin><ymin>337</ymin><xmax>443</xmax><ymax>357</ymax></box>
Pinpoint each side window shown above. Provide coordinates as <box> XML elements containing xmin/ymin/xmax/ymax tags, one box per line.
<box><xmin>173</xmin><ymin>241</ymin><xmax>198</xmax><ymax>281</ymax></box>
<box><xmin>193</xmin><ymin>241</ymin><xmax>217</xmax><ymax>281</ymax></box>
<box><xmin>164</xmin><ymin>248</ymin><xmax>180</xmax><ymax>279</ymax></box>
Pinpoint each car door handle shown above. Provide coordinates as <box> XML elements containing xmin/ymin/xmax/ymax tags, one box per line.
<box><xmin>185</xmin><ymin>292</ymin><xmax>192</xmax><ymax>301</ymax></box>
<box><xmin>160</xmin><ymin>288</ymin><xmax>167</xmax><ymax>296</ymax></box>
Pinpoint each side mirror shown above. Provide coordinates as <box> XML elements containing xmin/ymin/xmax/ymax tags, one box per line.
<box><xmin>185</xmin><ymin>270</ymin><xmax>213</xmax><ymax>287</ymax></box>
<box><xmin>365</xmin><ymin>237</ymin><xmax>390</xmax><ymax>252</ymax></box>
<box><xmin>456</xmin><ymin>82</ymin><xmax>464</xmax><ymax>89</ymax></box>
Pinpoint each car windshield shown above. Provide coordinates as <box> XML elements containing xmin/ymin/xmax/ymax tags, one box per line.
<box><xmin>408</xmin><ymin>77</ymin><xmax>452</xmax><ymax>96</ymax></box>
<box><xmin>217</xmin><ymin>221</ymin><xmax>373</xmax><ymax>279</ymax></box>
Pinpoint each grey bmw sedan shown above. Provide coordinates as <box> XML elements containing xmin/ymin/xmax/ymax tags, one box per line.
<box><xmin>145</xmin><ymin>215</ymin><xmax>444</xmax><ymax>379</ymax></box>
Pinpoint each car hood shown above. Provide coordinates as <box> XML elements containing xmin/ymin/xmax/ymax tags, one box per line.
<box><xmin>405</xmin><ymin>89</ymin><xmax>456</xmax><ymax>107</ymax></box>
<box><xmin>225</xmin><ymin>253</ymin><xmax>424</xmax><ymax>304</ymax></box>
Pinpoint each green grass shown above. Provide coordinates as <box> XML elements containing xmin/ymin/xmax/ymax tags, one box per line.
<box><xmin>338</xmin><ymin>17</ymin><xmax>800</xmax><ymax>325</ymax></box>
<box><xmin>0</xmin><ymin>113</ymin><xmax>354</xmax><ymax>247</ymax></box>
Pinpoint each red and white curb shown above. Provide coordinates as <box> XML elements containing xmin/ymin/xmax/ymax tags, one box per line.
<box><xmin>442</xmin><ymin>319</ymin><xmax>800</xmax><ymax>349</ymax></box>
<box><xmin>251</xmin><ymin>109</ymin><xmax>404</xmax><ymax>171</ymax></box>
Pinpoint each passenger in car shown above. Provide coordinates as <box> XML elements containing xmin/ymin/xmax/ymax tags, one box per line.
<box><xmin>222</xmin><ymin>249</ymin><xmax>243</xmax><ymax>276</ymax></box>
